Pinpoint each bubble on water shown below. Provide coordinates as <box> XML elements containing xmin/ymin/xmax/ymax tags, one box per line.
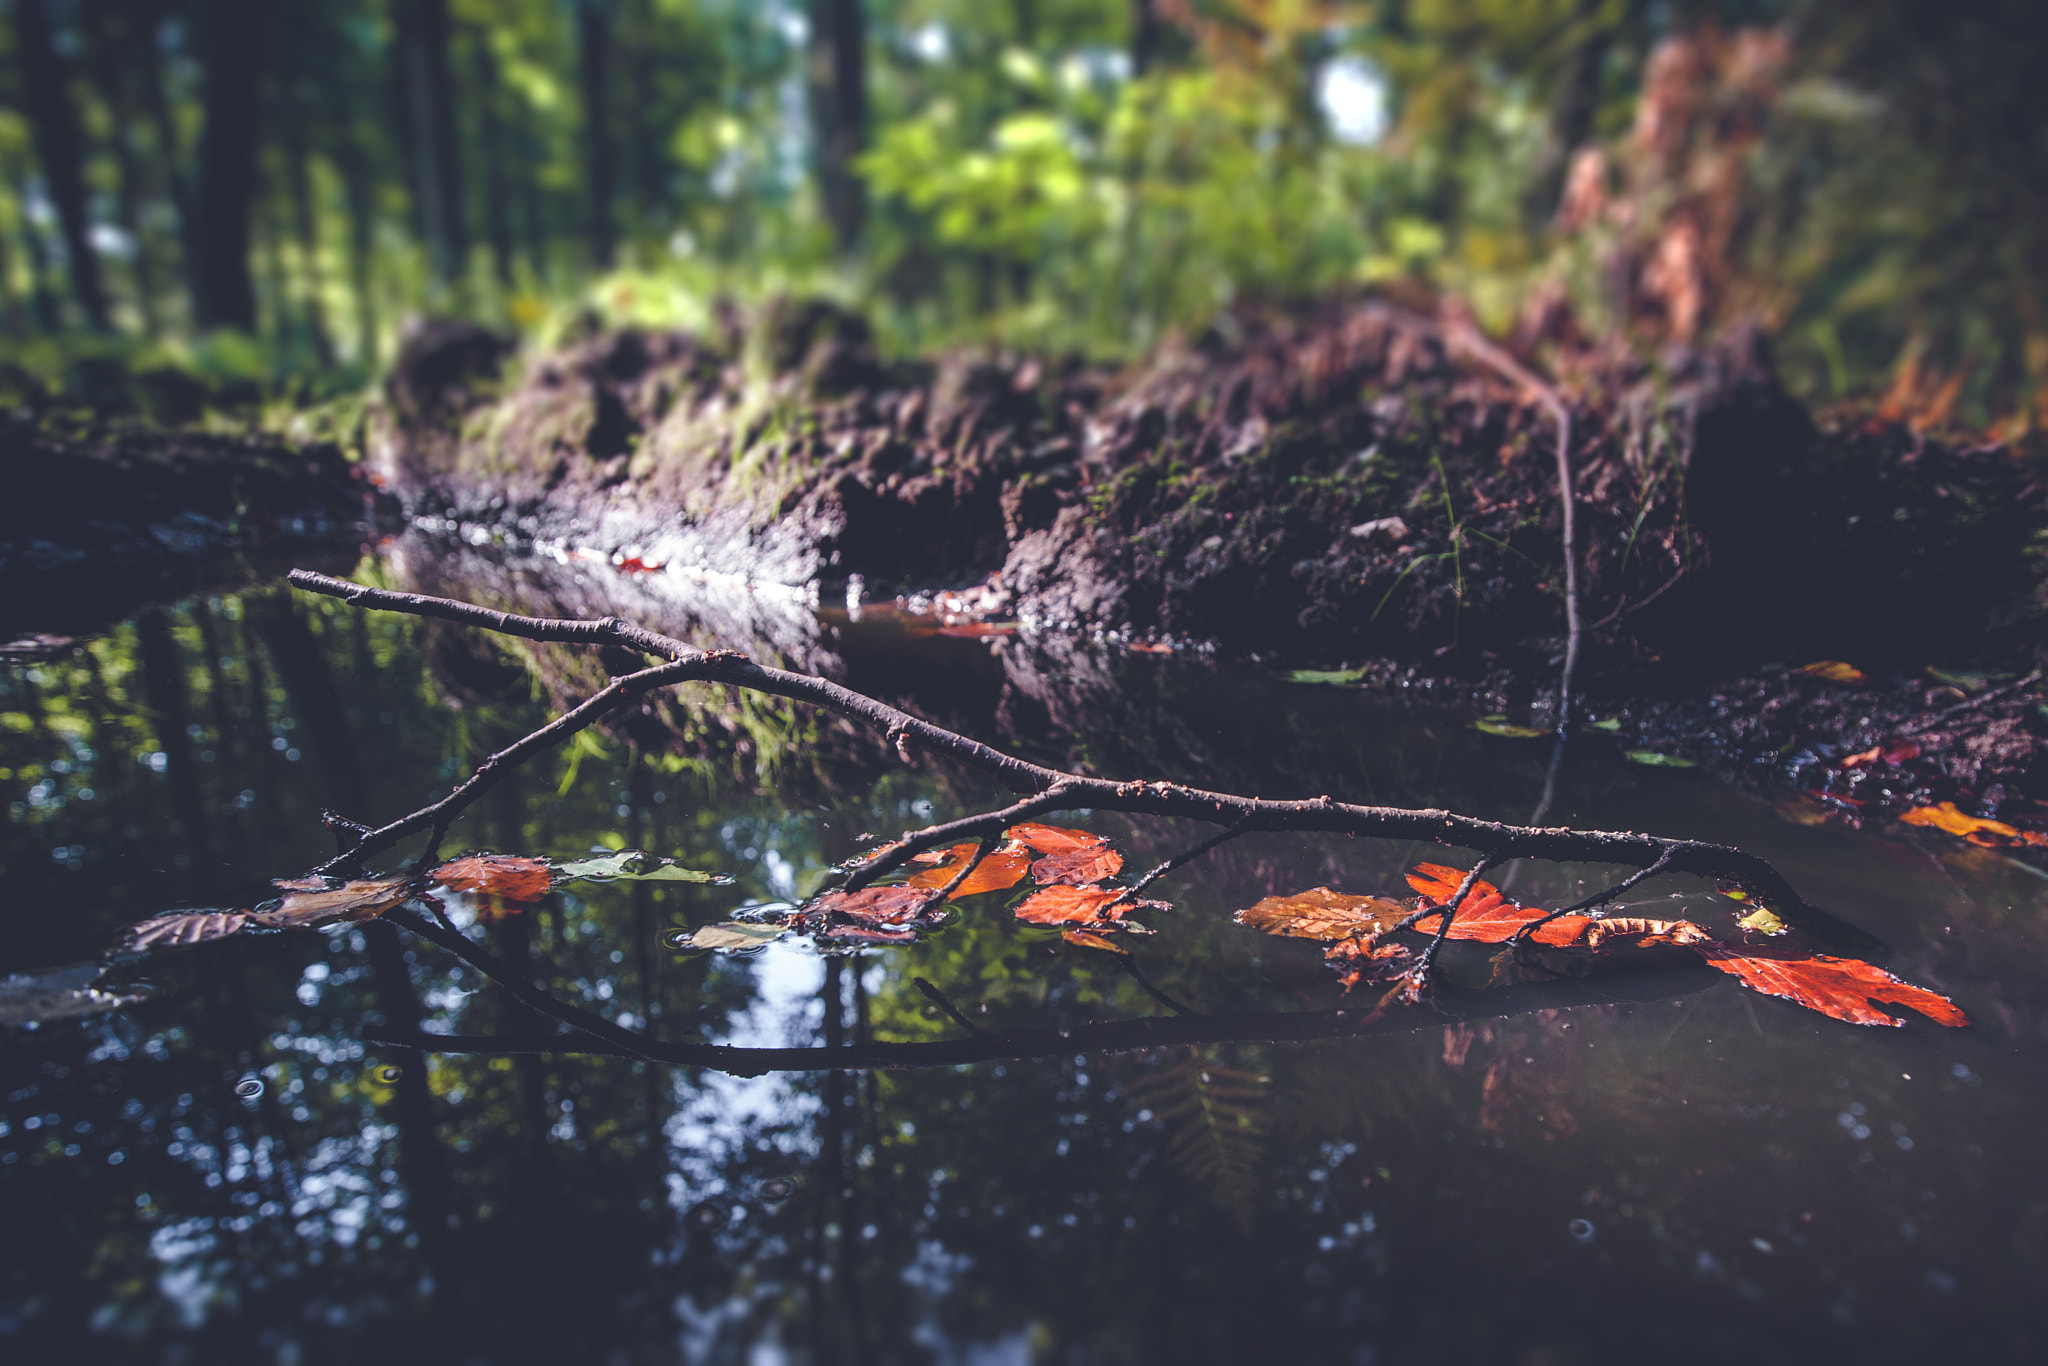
<box><xmin>234</xmin><ymin>1077</ymin><xmax>264</xmax><ymax>1099</ymax></box>
<box><xmin>759</xmin><ymin>1178</ymin><xmax>796</xmax><ymax>1201</ymax></box>
<box><xmin>919</xmin><ymin>1003</ymin><xmax>942</xmax><ymax>1019</ymax></box>
<box><xmin>378</xmin><ymin>1066</ymin><xmax>404</xmax><ymax>1083</ymax></box>
<box><xmin>1568</xmin><ymin>1218</ymin><xmax>1595</xmax><ymax>1243</ymax></box>
<box><xmin>688</xmin><ymin>1202</ymin><xmax>729</xmax><ymax>1230</ymax></box>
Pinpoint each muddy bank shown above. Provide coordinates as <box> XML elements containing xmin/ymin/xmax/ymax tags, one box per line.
<box><xmin>0</xmin><ymin>412</ymin><xmax>386</xmax><ymax>641</ymax></box>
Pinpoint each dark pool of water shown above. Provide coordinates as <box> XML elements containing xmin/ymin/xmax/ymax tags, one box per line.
<box><xmin>3</xmin><ymin>553</ymin><xmax>2046</xmax><ymax>1365</ymax></box>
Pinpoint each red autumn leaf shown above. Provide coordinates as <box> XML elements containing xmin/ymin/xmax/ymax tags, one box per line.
<box><xmin>905</xmin><ymin>841</ymin><xmax>1032</xmax><ymax>898</ymax></box>
<box><xmin>1060</xmin><ymin>928</ymin><xmax>1129</xmax><ymax>954</ymax></box>
<box><xmin>1007</xmin><ymin>823</ymin><xmax>1107</xmax><ymax>855</ymax></box>
<box><xmin>1016</xmin><ymin>885</ymin><xmax>1133</xmax><ymax>925</ymax></box>
<box><xmin>1032</xmin><ymin>844</ymin><xmax>1125</xmax><ymax>886</ymax></box>
<box><xmin>1404</xmin><ymin>863</ymin><xmax>1590</xmax><ymax>946</ymax></box>
<box><xmin>811</xmin><ymin>887</ymin><xmax>933</xmax><ymax>925</ymax></box>
<box><xmin>1698</xmin><ymin>947</ymin><xmax>1968</xmax><ymax>1028</ymax></box>
<box><xmin>1840</xmin><ymin>739</ymin><xmax>1920</xmax><ymax>769</ymax></box>
<box><xmin>431</xmin><ymin>854</ymin><xmax>555</xmax><ymax>903</ymax></box>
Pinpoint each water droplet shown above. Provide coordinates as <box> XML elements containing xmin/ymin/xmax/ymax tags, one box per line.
<box><xmin>378</xmin><ymin>1066</ymin><xmax>403</xmax><ymax>1083</ymax></box>
<box><xmin>918</xmin><ymin>1002</ymin><xmax>942</xmax><ymax>1019</ymax></box>
<box><xmin>234</xmin><ymin>1077</ymin><xmax>264</xmax><ymax>1099</ymax></box>
<box><xmin>759</xmin><ymin>1178</ymin><xmax>795</xmax><ymax>1201</ymax></box>
<box><xmin>688</xmin><ymin>1202</ymin><xmax>729</xmax><ymax>1230</ymax></box>
<box><xmin>1568</xmin><ymin>1218</ymin><xmax>1595</xmax><ymax>1243</ymax></box>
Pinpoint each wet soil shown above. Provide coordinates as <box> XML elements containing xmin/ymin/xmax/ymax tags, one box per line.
<box><xmin>367</xmin><ymin>302</ymin><xmax>2048</xmax><ymax>811</ymax></box>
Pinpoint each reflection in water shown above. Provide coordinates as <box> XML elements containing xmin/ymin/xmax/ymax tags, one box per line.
<box><xmin>2</xmin><ymin>559</ymin><xmax>2047</xmax><ymax>1363</ymax></box>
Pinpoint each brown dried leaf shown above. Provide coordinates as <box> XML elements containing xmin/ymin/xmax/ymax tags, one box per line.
<box><xmin>1060</xmin><ymin>928</ymin><xmax>1129</xmax><ymax>954</ymax></box>
<box><xmin>117</xmin><ymin>910</ymin><xmax>250</xmax><ymax>953</ymax></box>
<box><xmin>1237</xmin><ymin>887</ymin><xmax>1407</xmax><ymax>941</ymax></box>
<box><xmin>252</xmin><ymin>876</ymin><xmax>418</xmax><ymax>929</ymax></box>
<box><xmin>811</xmin><ymin>887</ymin><xmax>933</xmax><ymax>926</ymax></box>
<box><xmin>1031</xmin><ymin>845</ymin><xmax>1124</xmax><ymax>887</ymax></box>
<box><xmin>1577</xmin><ymin>917</ymin><xmax>1713</xmax><ymax>949</ymax></box>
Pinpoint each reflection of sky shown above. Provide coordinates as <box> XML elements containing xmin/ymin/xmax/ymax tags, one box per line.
<box><xmin>1319</xmin><ymin>55</ymin><xmax>1388</xmax><ymax>145</ymax></box>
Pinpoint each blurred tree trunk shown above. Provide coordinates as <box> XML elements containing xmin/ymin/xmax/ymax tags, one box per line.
<box><xmin>576</xmin><ymin>0</ymin><xmax>617</xmax><ymax>270</ymax></box>
<box><xmin>1130</xmin><ymin>0</ymin><xmax>1162</xmax><ymax>75</ymax></box>
<box><xmin>396</xmin><ymin>0</ymin><xmax>467</xmax><ymax>288</ymax></box>
<box><xmin>12</xmin><ymin>0</ymin><xmax>111</xmax><ymax>330</ymax></box>
<box><xmin>188</xmin><ymin>0</ymin><xmax>265</xmax><ymax>332</ymax></box>
<box><xmin>80</xmin><ymin>0</ymin><xmax>160</xmax><ymax>335</ymax></box>
<box><xmin>336</xmin><ymin>141</ymin><xmax>379</xmax><ymax>366</ymax></box>
<box><xmin>625</xmin><ymin>0</ymin><xmax>656</xmax><ymax>254</ymax></box>
<box><xmin>129</xmin><ymin>0</ymin><xmax>189</xmax><ymax>268</ymax></box>
<box><xmin>807</xmin><ymin>0</ymin><xmax>867</xmax><ymax>255</ymax></box>
<box><xmin>468</xmin><ymin>32</ymin><xmax>516</xmax><ymax>289</ymax></box>
<box><xmin>282</xmin><ymin>118</ymin><xmax>335</xmax><ymax>364</ymax></box>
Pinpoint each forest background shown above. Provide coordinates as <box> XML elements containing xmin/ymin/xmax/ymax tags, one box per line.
<box><xmin>1</xmin><ymin>0</ymin><xmax>2043</xmax><ymax>433</ymax></box>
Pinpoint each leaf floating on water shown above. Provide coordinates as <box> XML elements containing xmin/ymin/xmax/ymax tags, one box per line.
<box><xmin>1031</xmin><ymin>844</ymin><xmax>1124</xmax><ymax>887</ymax></box>
<box><xmin>553</xmin><ymin>850</ymin><xmax>724</xmax><ymax>883</ymax></box>
<box><xmin>1016</xmin><ymin>885</ymin><xmax>1157</xmax><ymax>926</ymax></box>
<box><xmin>272</xmin><ymin>876</ymin><xmax>334</xmax><ymax>892</ymax></box>
<box><xmin>1898</xmin><ymin>801</ymin><xmax>2048</xmax><ymax>848</ymax></box>
<box><xmin>1287</xmin><ymin>667</ymin><xmax>1368</xmax><ymax>686</ymax></box>
<box><xmin>431</xmin><ymin>854</ymin><xmax>554</xmax><ymax>903</ymax></box>
<box><xmin>1699</xmin><ymin>947</ymin><xmax>1968</xmax><ymax>1028</ymax></box>
<box><xmin>252</xmin><ymin>876</ymin><xmax>418</xmax><ymax>929</ymax></box>
<box><xmin>116</xmin><ymin>910</ymin><xmax>251</xmax><ymax>953</ymax></box>
<box><xmin>683</xmin><ymin>922</ymin><xmax>788</xmax><ymax>951</ymax></box>
<box><xmin>1737</xmin><ymin>906</ymin><xmax>1789</xmax><ymax>936</ymax></box>
<box><xmin>811</xmin><ymin>887</ymin><xmax>932</xmax><ymax>925</ymax></box>
<box><xmin>1577</xmin><ymin>917</ymin><xmax>1712</xmax><ymax>949</ymax></box>
<box><xmin>1403</xmin><ymin>864</ymin><xmax>1590</xmax><ymax>946</ymax></box>
<box><xmin>1236</xmin><ymin>888</ymin><xmax>1407</xmax><ymax>941</ymax></box>
<box><xmin>1589</xmin><ymin>717</ymin><xmax>1623</xmax><ymax>732</ymax></box>
<box><xmin>905</xmin><ymin>841</ymin><xmax>1032</xmax><ymax>898</ymax></box>
<box><xmin>1624</xmin><ymin>750</ymin><xmax>1696</xmax><ymax>768</ymax></box>
<box><xmin>1799</xmin><ymin>660</ymin><xmax>1865</xmax><ymax>684</ymax></box>
<box><xmin>1007</xmin><ymin>823</ymin><xmax>1108</xmax><ymax>855</ymax></box>
<box><xmin>1474</xmin><ymin>715</ymin><xmax>1549</xmax><ymax>739</ymax></box>
<box><xmin>0</xmin><ymin>962</ymin><xmax>151</xmax><ymax>1024</ymax></box>
<box><xmin>1060</xmin><ymin>928</ymin><xmax>1129</xmax><ymax>954</ymax></box>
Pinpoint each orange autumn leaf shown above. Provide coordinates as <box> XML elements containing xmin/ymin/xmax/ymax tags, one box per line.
<box><xmin>1060</xmin><ymin>928</ymin><xmax>1129</xmax><ymax>954</ymax></box>
<box><xmin>1699</xmin><ymin>947</ymin><xmax>1968</xmax><ymax>1028</ymax></box>
<box><xmin>431</xmin><ymin>854</ymin><xmax>555</xmax><ymax>903</ymax></box>
<box><xmin>811</xmin><ymin>887</ymin><xmax>932</xmax><ymax>925</ymax></box>
<box><xmin>1236</xmin><ymin>887</ymin><xmax>1408</xmax><ymax>941</ymax></box>
<box><xmin>1007</xmin><ymin>823</ymin><xmax>1107</xmax><ymax>855</ymax></box>
<box><xmin>1404</xmin><ymin>863</ymin><xmax>1590</xmax><ymax>946</ymax></box>
<box><xmin>906</xmin><ymin>841</ymin><xmax>1032</xmax><ymax>898</ymax></box>
<box><xmin>1898</xmin><ymin>801</ymin><xmax>2048</xmax><ymax>847</ymax></box>
<box><xmin>1031</xmin><ymin>844</ymin><xmax>1124</xmax><ymax>887</ymax></box>
<box><xmin>1800</xmin><ymin>660</ymin><xmax>1865</xmax><ymax>683</ymax></box>
<box><xmin>1016</xmin><ymin>885</ymin><xmax>1131</xmax><ymax>925</ymax></box>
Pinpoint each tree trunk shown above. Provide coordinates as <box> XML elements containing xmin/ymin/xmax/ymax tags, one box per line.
<box><xmin>1130</xmin><ymin>0</ymin><xmax>1163</xmax><ymax>76</ymax></box>
<box><xmin>129</xmin><ymin>0</ymin><xmax>189</xmax><ymax>273</ymax></box>
<box><xmin>188</xmin><ymin>0</ymin><xmax>265</xmax><ymax>332</ymax></box>
<box><xmin>397</xmin><ymin>0</ymin><xmax>467</xmax><ymax>288</ymax></box>
<box><xmin>576</xmin><ymin>0</ymin><xmax>616</xmax><ymax>270</ymax></box>
<box><xmin>807</xmin><ymin>0</ymin><xmax>866</xmax><ymax>255</ymax></box>
<box><xmin>468</xmin><ymin>31</ymin><xmax>516</xmax><ymax>289</ymax></box>
<box><xmin>283</xmin><ymin>120</ymin><xmax>335</xmax><ymax>364</ymax></box>
<box><xmin>336</xmin><ymin>143</ymin><xmax>379</xmax><ymax>366</ymax></box>
<box><xmin>80</xmin><ymin>0</ymin><xmax>160</xmax><ymax>335</ymax></box>
<box><xmin>12</xmin><ymin>0</ymin><xmax>111</xmax><ymax>330</ymax></box>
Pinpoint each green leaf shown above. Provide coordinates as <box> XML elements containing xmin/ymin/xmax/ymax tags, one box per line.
<box><xmin>1738</xmin><ymin>906</ymin><xmax>1788</xmax><ymax>936</ymax></box>
<box><xmin>681</xmin><ymin>922</ymin><xmax>786</xmax><ymax>951</ymax></box>
<box><xmin>1287</xmin><ymin>667</ymin><xmax>1368</xmax><ymax>686</ymax></box>
<box><xmin>554</xmin><ymin>850</ymin><xmax>724</xmax><ymax>884</ymax></box>
<box><xmin>1589</xmin><ymin>717</ymin><xmax>1622</xmax><ymax>732</ymax></box>
<box><xmin>1625</xmin><ymin>750</ymin><xmax>1696</xmax><ymax>769</ymax></box>
<box><xmin>1474</xmin><ymin>715</ymin><xmax>1548</xmax><ymax>738</ymax></box>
